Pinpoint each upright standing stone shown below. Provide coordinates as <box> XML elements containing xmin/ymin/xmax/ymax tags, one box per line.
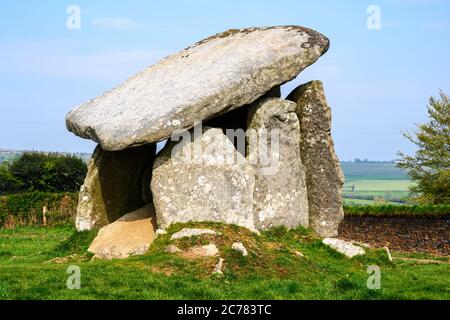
<box><xmin>75</xmin><ymin>144</ymin><xmax>156</xmax><ymax>231</ymax></box>
<box><xmin>287</xmin><ymin>81</ymin><xmax>344</xmax><ymax>237</ymax></box>
<box><xmin>247</xmin><ymin>97</ymin><xmax>309</xmax><ymax>229</ymax></box>
<box><xmin>151</xmin><ymin>127</ymin><xmax>256</xmax><ymax>231</ymax></box>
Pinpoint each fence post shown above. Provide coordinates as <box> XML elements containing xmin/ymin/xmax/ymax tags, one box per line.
<box><xmin>42</xmin><ymin>206</ymin><xmax>48</xmax><ymax>227</ymax></box>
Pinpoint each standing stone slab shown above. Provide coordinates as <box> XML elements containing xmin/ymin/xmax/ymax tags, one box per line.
<box><xmin>151</xmin><ymin>127</ymin><xmax>256</xmax><ymax>231</ymax></box>
<box><xmin>75</xmin><ymin>143</ymin><xmax>156</xmax><ymax>231</ymax></box>
<box><xmin>287</xmin><ymin>81</ymin><xmax>344</xmax><ymax>237</ymax></box>
<box><xmin>247</xmin><ymin>98</ymin><xmax>309</xmax><ymax>229</ymax></box>
<box><xmin>66</xmin><ymin>26</ymin><xmax>329</xmax><ymax>151</ymax></box>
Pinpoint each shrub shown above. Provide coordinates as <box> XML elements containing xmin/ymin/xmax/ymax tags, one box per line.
<box><xmin>0</xmin><ymin>152</ymin><xmax>87</xmax><ymax>195</ymax></box>
<box><xmin>0</xmin><ymin>163</ymin><xmax>23</xmax><ymax>194</ymax></box>
<box><xmin>0</xmin><ymin>192</ymin><xmax>78</xmax><ymax>228</ymax></box>
<box><xmin>344</xmin><ymin>204</ymin><xmax>450</xmax><ymax>219</ymax></box>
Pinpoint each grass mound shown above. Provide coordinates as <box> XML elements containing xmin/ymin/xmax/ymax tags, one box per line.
<box><xmin>0</xmin><ymin>223</ymin><xmax>448</xmax><ymax>299</ymax></box>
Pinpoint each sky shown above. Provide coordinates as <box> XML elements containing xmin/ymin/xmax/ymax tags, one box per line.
<box><xmin>0</xmin><ymin>0</ymin><xmax>449</xmax><ymax>161</ymax></box>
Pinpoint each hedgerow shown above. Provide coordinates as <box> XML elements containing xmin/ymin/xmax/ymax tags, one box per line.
<box><xmin>0</xmin><ymin>192</ymin><xmax>78</xmax><ymax>228</ymax></box>
<box><xmin>344</xmin><ymin>204</ymin><xmax>450</xmax><ymax>219</ymax></box>
<box><xmin>1</xmin><ymin>192</ymin><xmax>448</xmax><ymax>229</ymax></box>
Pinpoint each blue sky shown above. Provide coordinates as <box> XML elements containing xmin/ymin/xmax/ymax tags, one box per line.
<box><xmin>0</xmin><ymin>0</ymin><xmax>449</xmax><ymax>160</ymax></box>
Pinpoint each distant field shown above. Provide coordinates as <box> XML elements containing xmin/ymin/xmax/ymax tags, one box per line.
<box><xmin>344</xmin><ymin>179</ymin><xmax>412</xmax><ymax>192</ymax></box>
<box><xmin>343</xmin><ymin>198</ymin><xmax>403</xmax><ymax>206</ymax></box>
<box><xmin>341</xmin><ymin>162</ymin><xmax>413</xmax><ymax>206</ymax></box>
<box><xmin>341</xmin><ymin>161</ymin><xmax>409</xmax><ymax>181</ymax></box>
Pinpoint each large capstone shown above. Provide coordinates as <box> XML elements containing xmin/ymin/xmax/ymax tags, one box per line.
<box><xmin>247</xmin><ymin>97</ymin><xmax>309</xmax><ymax>229</ymax></box>
<box><xmin>75</xmin><ymin>144</ymin><xmax>156</xmax><ymax>231</ymax></box>
<box><xmin>66</xmin><ymin>26</ymin><xmax>329</xmax><ymax>151</ymax></box>
<box><xmin>287</xmin><ymin>81</ymin><xmax>344</xmax><ymax>237</ymax></box>
<box><xmin>151</xmin><ymin>127</ymin><xmax>256</xmax><ymax>231</ymax></box>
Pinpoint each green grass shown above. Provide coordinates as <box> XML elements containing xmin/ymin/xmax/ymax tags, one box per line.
<box><xmin>344</xmin><ymin>179</ymin><xmax>412</xmax><ymax>191</ymax></box>
<box><xmin>343</xmin><ymin>199</ymin><xmax>403</xmax><ymax>206</ymax></box>
<box><xmin>0</xmin><ymin>224</ymin><xmax>448</xmax><ymax>300</ymax></box>
<box><xmin>344</xmin><ymin>204</ymin><xmax>450</xmax><ymax>218</ymax></box>
<box><xmin>341</xmin><ymin>162</ymin><xmax>415</xmax><ymax>205</ymax></box>
<box><xmin>343</xmin><ymin>179</ymin><xmax>413</xmax><ymax>205</ymax></box>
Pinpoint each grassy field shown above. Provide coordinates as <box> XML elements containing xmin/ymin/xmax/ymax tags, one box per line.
<box><xmin>0</xmin><ymin>224</ymin><xmax>448</xmax><ymax>300</ymax></box>
<box><xmin>344</xmin><ymin>198</ymin><xmax>403</xmax><ymax>206</ymax></box>
<box><xmin>344</xmin><ymin>179</ymin><xmax>412</xmax><ymax>191</ymax></box>
<box><xmin>341</xmin><ymin>161</ymin><xmax>409</xmax><ymax>181</ymax></box>
<box><xmin>341</xmin><ymin>162</ymin><xmax>413</xmax><ymax>205</ymax></box>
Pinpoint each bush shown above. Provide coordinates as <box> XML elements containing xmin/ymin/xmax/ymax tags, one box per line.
<box><xmin>0</xmin><ymin>163</ymin><xmax>23</xmax><ymax>194</ymax></box>
<box><xmin>0</xmin><ymin>152</ymin><xmax>87</xmax><ymax>195</ymax></box>
<box><xmin>0</xmin><ymin>192</ymin><xmax>78</xmax><ymax>228</ymax></box>
<box><xmin>344</xmin><ymin>204</ymin><xmax>450</xmax><ymax>219</ymax></box>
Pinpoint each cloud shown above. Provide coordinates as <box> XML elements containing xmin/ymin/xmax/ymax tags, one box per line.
<box><xmin>90</xmin><ymin>17</ymin><xmax>145</xmax><ymax>30</ymax></box>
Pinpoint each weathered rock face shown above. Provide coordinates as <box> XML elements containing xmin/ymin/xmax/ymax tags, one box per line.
<box><xmin>322</xmin><ymin>238</ymin><xmax>365</xmax><ymax>258</ymax></box>
<box><xmin>232</xmin><ymin>242</ymin><xmax>248</xmax><ymax>256</ymax></box>
<box><xmin>75</xmin><ymin>144</ymin><xmax>156</xmax><ymax>231</ymax></box>
<box><xmin>188</xmin><ymin>244</ymin><xmax>219</xmax><ymax>257</ymax></box>
<box><xmin>140</xmin><ymin>163</ymin><xmax>154</xmax><ymax>204</ymax></box>
<box><xmin>247</xmin><ymin>97</ymin><xmax>309</xmax><ymax>229</ymax></box>
<box><xmin>88</xmin><ymin>205</ymin><xmax>157</xmax><ymax>259</ymax></box>
<box><xmin>287</xmin><ymin>81</ymin><xmax>344</xmax><ymax>237</ymax></box>
<box><xmin>170</xmin><ymin>228</ymin><xmax>220</xmax><ymax>240</ymax></box>
<box><xmin>204</xmin><ymin>86</ymin><xmax>282</xmax><ymax>156</ymax></box>
<box><xmin>165</xmin><ymin>245</ymin><xmax>182</xmax><ymax>254</ymax></box>
<box><xmin>151</xmin><ymin>127</ymin><xmax>256</xmax><ymax>231</ymax></box>
<box><xmin>213</xmin><ymin>258</ymin><xmax>224</xmax><ymax>274</ymax></box>
<box><xmin>66</xmin><ymin>26</ymin><xmax>329</xmax><ymax>151</ymax></box>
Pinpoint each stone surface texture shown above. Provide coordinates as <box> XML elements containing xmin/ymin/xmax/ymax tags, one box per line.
<box><xmin>165</xmin><ymin>245</ymin><xmax>182</xmax><ymax>254</ymax></box>
<box><xmin>75</xmin><ymin>143</ymin><xmax>156</xmax><ymax>231</ymax></box>
<box><xmin>88</xmin><ymin>205</ymin><xmax>157</xmax><ymax>259</ymax></box>
<box><xmin>247</xmin><ymin>97</ymin><xmax>309</xmax><ymax>229</ymax></box>
<box><xmin>322</xmin><ymin>238</ymin><xmax>365</xmax><ymax>258</ymax></box>
<box><xmin>170</xmin><ymin>228</ymin><xmax>220</xmax><ymax>240</ymax></box>
<box><xmin>287</xmin><ymin>81</ymin><xmax>344</xmax><ymax>237</ymax></box>
<box><xmin>66</xmin><ymin>26</ymin><xmax>329</xmax><ymax>151</ymax></box>
<box><xmin>189</xmin><ymin>244</ymin><xmax>219</xmax><ymax>257</ymax></box>
<box><xmin>213</xmin><ymin>258</ymin><xmax>225</xmax><ymax>274</ymax></box>
<box><xmin>231</xmin><ymin>242</ymin><xmax>248</xmax><ymax>256</ymax></box>
<box><xmin>152</xmin><ymin>127</ymin><xmax>256</xmax><ymax>231</ymax></box>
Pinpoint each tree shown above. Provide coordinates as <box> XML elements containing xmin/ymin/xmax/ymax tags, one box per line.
<box><xmin>397</xmin><ymin>90</ymin><xmax>450</xmax><ymax>204</ymax></box>
<box><xmin>1</xmin><ymin>152</ymin><xmax>87</xmax><ymax>194</ymax></box>
<box><xmin>0</xmin><ymin>162</ymin><xmax>23</xmax><ymax>195</ymax></box>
